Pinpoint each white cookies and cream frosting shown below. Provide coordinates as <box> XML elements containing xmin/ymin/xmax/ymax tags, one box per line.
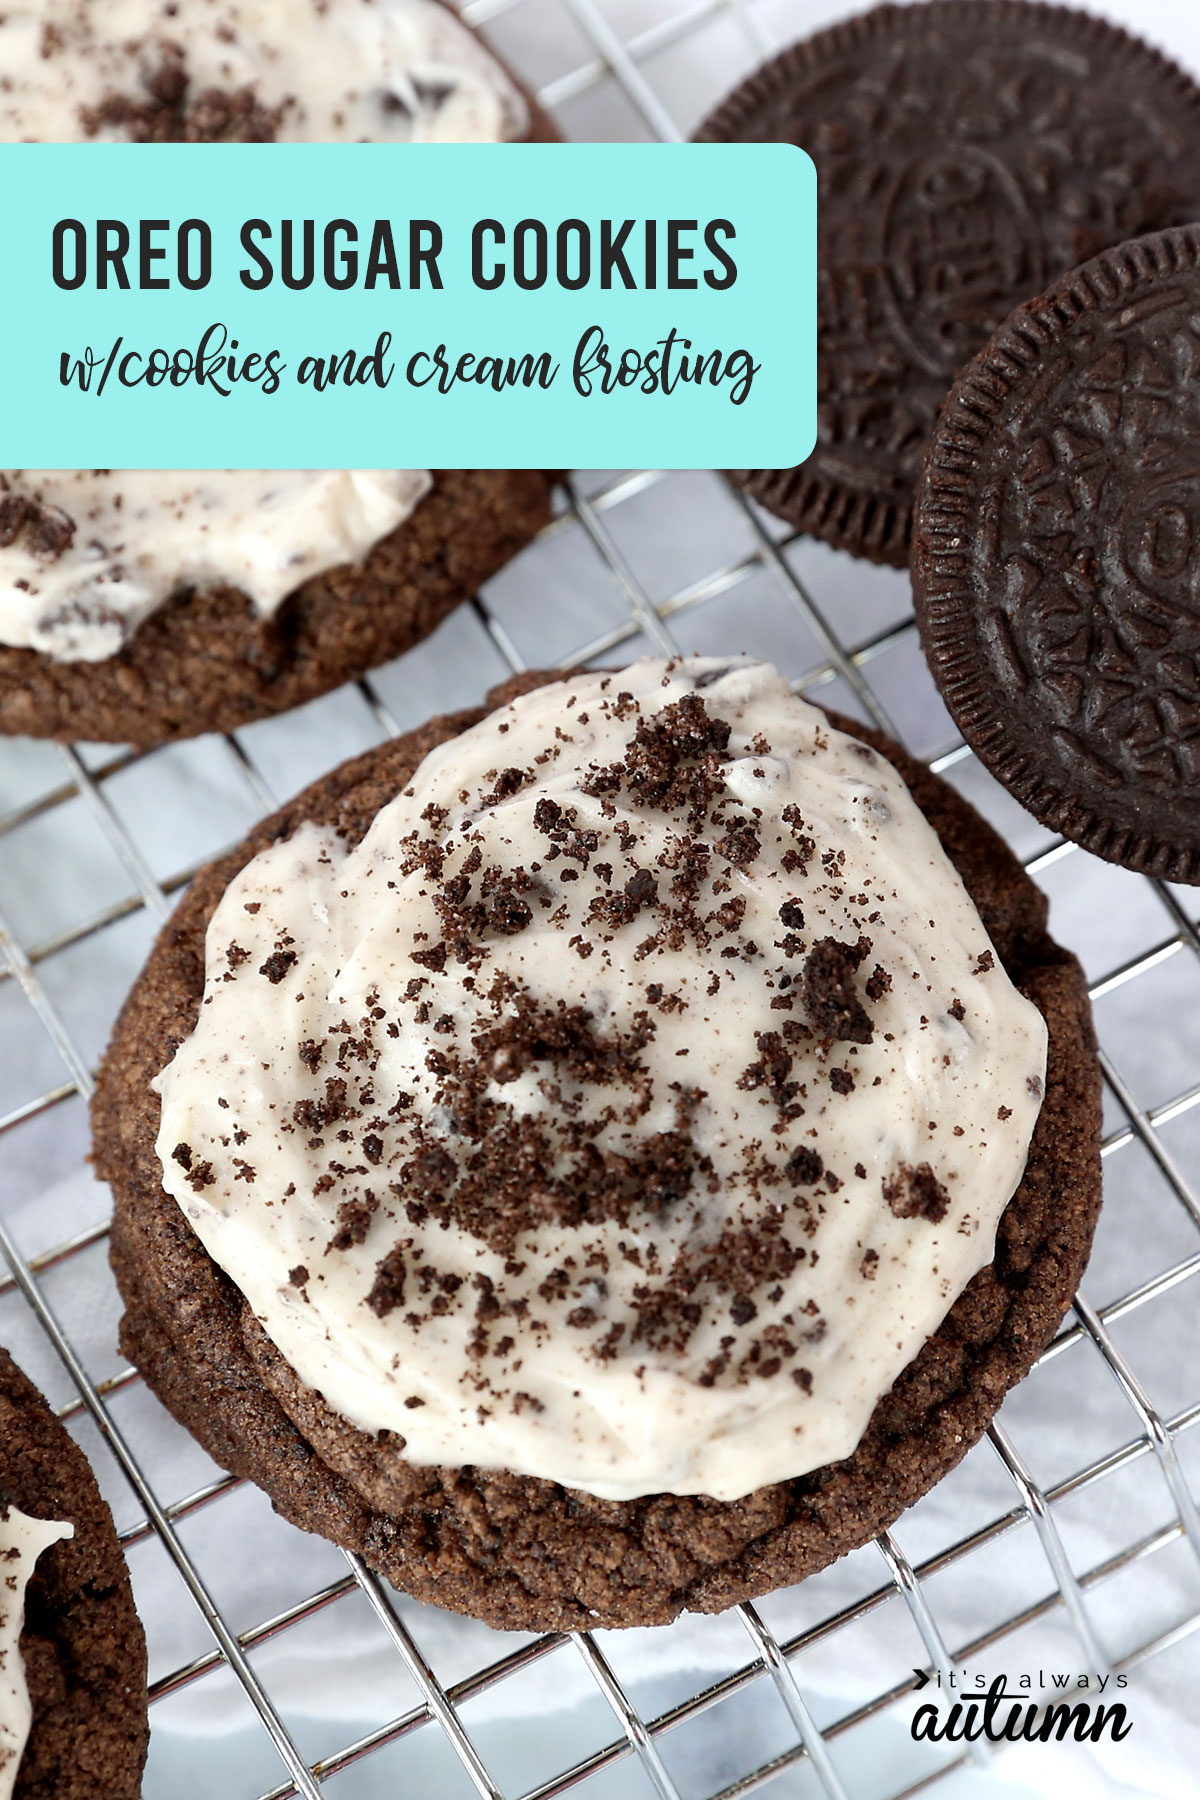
<box><xmin>154</xmin><ymin>657</ymin><xmax>1048</xmax><ymax>1503</ymax></box>
<box><xmin>0</xmin><ymin>0</ymin><xmax>527</xmax><ymax>660</ymax></box>
<box><xmin>0</xmin><ymin>0</ymin><xmax>528</xmax><ymax>145</ymax></box>
<box><xmin>0</xmin><ymin>1502</ymin><xmax>73</xmax><ymax>1800</ymax></box>
<box><xmin>0</xmin><ymin>471</ymin><xmax>434</xmax><ymax>661</ymax></box>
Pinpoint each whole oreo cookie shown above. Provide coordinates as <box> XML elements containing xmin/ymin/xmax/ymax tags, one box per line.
<box><xmin>695</xmin><ymin>1</ymin><xmax>1200</xmax><ymax>564</ymax></box>
<box><xmin>915</xmin><ymin>224</ymin><xmax>1200</xmax><ymax>882</ymax></box>
<box><xmin>0</xmin><ymin>1346</ymin><xmax>147</xmax><ymax>1798</ymax></box>
<box><xmin>94</xmin><ymin>674</ymin><xmax>1102</xmax><ymax>1633</ymax></box>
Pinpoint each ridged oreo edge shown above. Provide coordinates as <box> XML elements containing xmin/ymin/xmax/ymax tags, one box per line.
<box><xmin>695</xmin><ymin>2</ymin><xmax>1200</xmax><ymax>147</ymax></box>
<box><xmin>696</xmin><ymin>0</ymin><xmax>1200</xmax><ymax>568</ymax></box>
<box><xmin>913</xmin><ymin>222</ymin><xmax>1200</xmax><ymax>885</ymax></box>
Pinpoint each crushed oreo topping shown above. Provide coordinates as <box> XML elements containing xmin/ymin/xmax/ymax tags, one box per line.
<box><xmin>81</xmin><ymin>65</ymin><xmax>288</xmax><ymax>142</ymax></box>
<box><xmin>0</xmin><ymin>489</ymin><xmax>75</xmax><ymax>557</ymax></box>
<box><xmin>259</xmin><ymin>948</ymin><xmax>297</xmax><ymax>984</ymax></box>
<box><xmin>582</xmin><ymin>690</ymin><xmax>732</xmax><ymax>824</ymax></box>
<box><xmin>882</xmin><ymin>1162</ymin><xmax>951</xmax><ymax>1223</ymax></box>
<box><xmin>803</xmin><ymin>937</ymin><xmax>874</xmax><ymax>1044</ymax></box>
<box><xmin>786</xmin><ymin>1146</ymin><xmax>824</xmax><ymax>1185</ymax></box>
<box><xmin>155</xmin><ymin>657</ymin><xmax>1049</xmax><ymax>1501</ymax></box>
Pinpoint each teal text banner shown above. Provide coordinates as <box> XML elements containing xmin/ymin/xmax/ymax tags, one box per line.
<box><xmin>0</xmin><ymin>142</ymin><xmax>815</xmax><ymax>470</ymax></box>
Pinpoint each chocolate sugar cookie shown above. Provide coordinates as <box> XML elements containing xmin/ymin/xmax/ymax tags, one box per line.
<box><xmin>915</xmin><ymin>224</ymin><xmax>1200</xmax><ymax>882</ymax></box>
<box><xmin>0</xmin><ymin>1346</ymin><xmax>147</xmax><ymax>1799</ymax></box>
<box><xmin>93</xmin><ymin>659</ymin><xmax>1101</xmax><ymax>1632</ymax></box>
<box><xmin>0</xmin><ymin>0</ymin><xmax>558</xmax><ymax>747</ymax></box>
<box><xmin>695</xmin><ymin>1</ymin><xmax>1200</xmax><ymax>563</ymax></box>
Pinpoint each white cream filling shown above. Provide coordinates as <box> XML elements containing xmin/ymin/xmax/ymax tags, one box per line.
<box><xmin>153</xmin><ymin>657</ymin><xmax>1048</xmax><ymax>1502</ymax></box>
<box><xmin>0</xmin><ymin>1503</ymin><xmax>73</xmax><ymax>1800</ymax></box>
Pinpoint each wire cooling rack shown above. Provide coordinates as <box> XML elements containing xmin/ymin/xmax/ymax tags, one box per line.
<box><xmin>3</xmin><ymin>1</ymin><xmax>1200</xmax><ymax>1795</ymax></box>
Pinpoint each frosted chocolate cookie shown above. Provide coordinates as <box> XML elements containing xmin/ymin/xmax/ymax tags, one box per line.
<box><xmin>0</xmin><ymin>1346</ymin><xmax>147</xmax><ymax>1799</ymax></box>
<box><xmin>94</xmin><ymin>658</ymin><xmax>1102</xmax><ymax>1630</ymax></box>
<box><xmin>0</xmin><ymin>0</ymin><xmax>558</xmax><ymax>745</ymax></box>
<box><xmin>694</xmin><ymin>1</ymin><xmax>1200</xmax><ymax>564</ymax></box>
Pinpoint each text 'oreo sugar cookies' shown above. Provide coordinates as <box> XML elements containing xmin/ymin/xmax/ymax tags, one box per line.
<box><xmin>695</xmin><ymin>0</ymin><xmax>1200</xmax><ymax>565</ymax></box>
<box><xmin>914</xmin><ymin>224</ymin><xmax>1200</xmax><ymax>884</ymax></box>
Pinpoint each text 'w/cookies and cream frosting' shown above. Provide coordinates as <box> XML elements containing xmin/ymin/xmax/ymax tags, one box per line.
<box><xmin>0</xmin><ymin>1502</ymin><xmax>72</xmax><ymax>1800</ymax></box>
<box><xmin>154</xmin><ymin>658</ymin><xmax>1048</xmax><ymax>1502</ymax></box>
<box><xmin>0</xmin><ymin>0</ymin><xmax>526</xmax><ymax>660</ymax></box>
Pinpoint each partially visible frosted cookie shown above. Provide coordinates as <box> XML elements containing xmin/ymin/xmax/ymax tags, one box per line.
<box><xmin>0</xmin><ymin>1346</ymin><xmax>147</xmax><ymax>1800</ymax></box>
<box><xmin>0</xmin><ymin>1</ymin><xmax>558</xmax><ymax>744</ymax></box>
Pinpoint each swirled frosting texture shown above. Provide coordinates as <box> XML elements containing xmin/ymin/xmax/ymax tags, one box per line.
<box><xmin>0</xmin><ymin>0</ymin><xmax>527</xmax><ymax>145</ymax></box>
<box><xmin>155</xmin><ymin>658</ymin><xmax>1047</xmax><ymax>1502</ymax></box>
<box><xmin>0</xmin><ymin>0</ymin><xmax>526</xmax><ymax>659</ymax></box>
<box><xmin>0</xmin><ymin>1503</ymin><xmax>73</xmax><ymax>1800</ymax></box>
<box><xmin>0</xmin><ymin>471</ymin><xmax>434</xmax><ymax>661</ymax></box>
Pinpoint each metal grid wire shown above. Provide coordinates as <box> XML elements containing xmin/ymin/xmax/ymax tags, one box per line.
<box><xmin>2</xmin><ymin>1</ymin><xmax>1200</xmax><ymax>1794</ymax></box>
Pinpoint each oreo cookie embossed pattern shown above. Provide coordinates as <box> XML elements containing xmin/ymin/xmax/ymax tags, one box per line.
<box><xmin>696</xmin><ymin>1</ymin><xmax>1200</xmax><ymax>563</ymax></box>
<box><xmin>915</xmin><ymin>225</ymin><xmax>1200</xmax><ymax>883</ymax></box>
